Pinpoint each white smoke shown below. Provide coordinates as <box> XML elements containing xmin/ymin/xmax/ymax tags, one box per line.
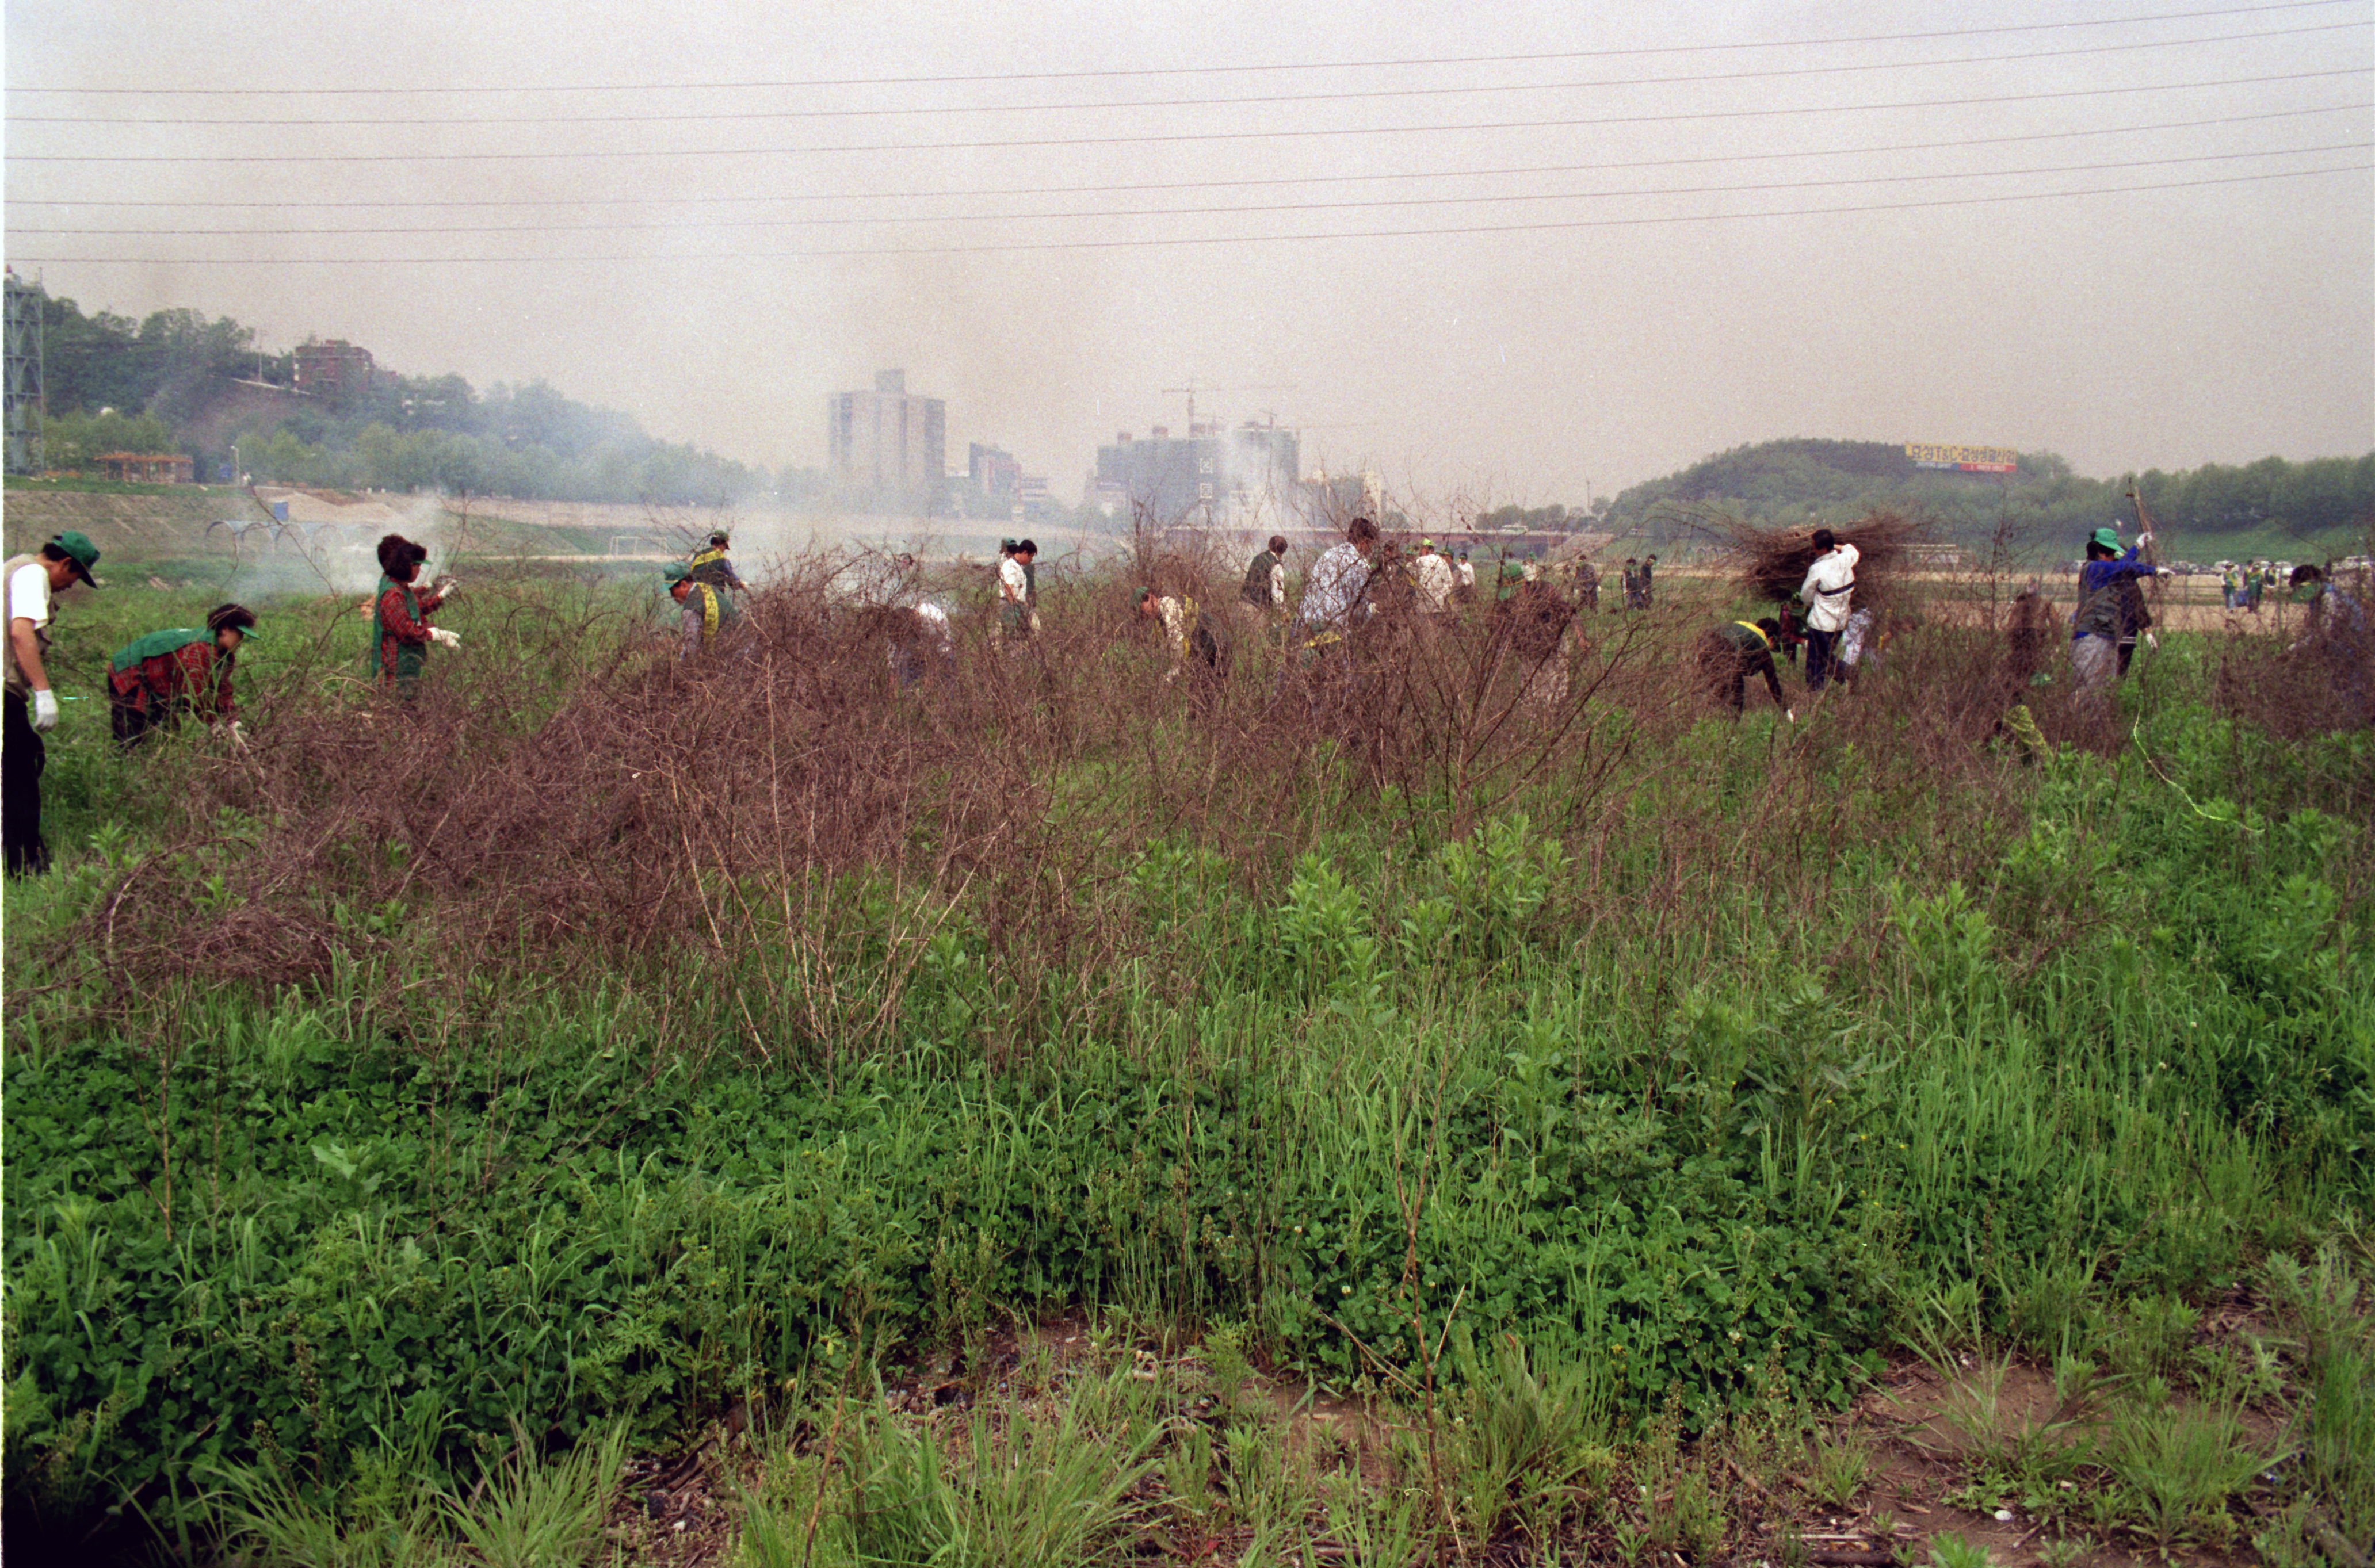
<box><xmin>215</xmin><ymin>491</ymin><xmax>456</xmax><ymax>604</ymax></box>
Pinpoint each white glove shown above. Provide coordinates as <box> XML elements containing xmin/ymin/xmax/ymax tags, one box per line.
<box><xmin>228</xmin><ymin>720</ymin><xmax>248</xmax><ymax>749</ymax></box>
<box><xmin>2137</xmin><ymin>531</ymin><xmax>2153</xmax><ymax>549</ymax></box>
<box><xmin>1784</xmin><ymin>707</ymin><xmax>1797</xmax><ymax>723</ymax></box>
<box><xmin>2156</xmin><ymin>568</ymin><xmax>2175</xmax><ymax>578</ymax></box>
<box><xmin>429</xmin><ymin>628</ymin><xmax>462</xmax><ymax>650</ymax></box>
<box><xmin>30</xmin><ymin>689</ymin><xmax>59</xmax><ymax>730</ymax></box>
<box><xmin>2143</xmin><ymin>631</ymin><xmax>2159</xmax><ymax>649</ymax></box>
<box><xmin>435</xmin><ymin>578</ymin><xmax>460</xmax><ymax>599</ymax></box>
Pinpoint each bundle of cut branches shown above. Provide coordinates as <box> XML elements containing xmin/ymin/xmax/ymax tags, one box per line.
<box><xmin>1715</xmin><ymin>508</ymin><xmax>1927</xmax><ymax>605</ymax></box>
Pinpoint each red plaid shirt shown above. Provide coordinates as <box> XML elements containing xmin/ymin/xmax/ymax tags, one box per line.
<box><xmin>109</xmin><ymin>638</ymin><xmax>235</xmax><ymax>720</ymax></box>
<box><xmin>376</xmin><ymin>582</ymin><xmax>445</xmax><ymax>683</ymax></box>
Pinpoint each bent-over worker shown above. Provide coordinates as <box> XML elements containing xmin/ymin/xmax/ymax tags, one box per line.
<box><xmin>109</xmin><ymin>602</ymin><xmax>257</xmax><ymax>748</ymax></box>
<box><xmin>663</xmin><ymin>562</ymin><xmax>739</xmax><ymax>660</ymax></box>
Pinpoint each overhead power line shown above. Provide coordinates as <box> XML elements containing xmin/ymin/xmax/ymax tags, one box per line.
<box><xmin>13</xmin><ymin>143</ymin><xmax>2362</xmax><ymax>236</ymax></box>
<box><xmin>7</xmin><ymin>68</ymin><xmax>2362</xmax><ymax>163</ymax></box>
<box><xmin>5</xmin><ymin>104</ymin><xmax>2361</xmax><ymax>211</ymax></box>
<box><xmin>5</xmin><ymin>0</ymin><xmax>2353</xmax><ymax>95</ymax></box>
<box><xmin>12</xmin><ymin>21</ymin><xmax>2363</xmax><ymax>128</ymax></box>
<box><xmin>10</xmin><ymin>162</ymin><xmax>2364</xmax><ymax>264</ymax></box>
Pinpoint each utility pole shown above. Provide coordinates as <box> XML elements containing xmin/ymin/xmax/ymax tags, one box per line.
<box><xmin>4</xmin><ymin>269</ymin><xmax>46</xmax><ymax>476</ymax></box>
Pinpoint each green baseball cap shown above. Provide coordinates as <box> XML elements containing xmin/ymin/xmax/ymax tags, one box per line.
<box><xmin>49</xmin><ymin>530</ymin><xmax>101</xmax><ymax>586</ymax></box>
<box><xmin>661</xmin><ymin>563</ymin><xmax>690</xmax><ymax>584</ymax></box>
<box><xmin>2090</xmin><ymin>526</ymin><xmax>2124</xmax><ymax>552</ymax></box>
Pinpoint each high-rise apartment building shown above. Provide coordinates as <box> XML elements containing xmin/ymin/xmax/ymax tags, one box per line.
<box><xmin>828</xmin><ymin>369</ymin><xmax>946</xmax><ymax>513</ymax></box>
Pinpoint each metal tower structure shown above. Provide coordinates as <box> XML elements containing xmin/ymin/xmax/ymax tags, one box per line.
<box><xmin>5</xmin><ymin>270</ymin><xmax>45</xmax><ymax>476</ymax></box>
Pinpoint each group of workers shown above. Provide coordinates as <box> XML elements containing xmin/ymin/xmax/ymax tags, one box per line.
<box><xmin>6</xmin><ymin>513</ymin><xmax>2366</xmax><ymax>878</ymax></box>
<box><xmin>3</xmin><ymin>527</ymin><xmax>471</xmax><ymax>875</ymax></box>
<box><xmin>2221</xmin><ymin>561</ymin><xmax>2283</xmax><ymax>612</ymax></box>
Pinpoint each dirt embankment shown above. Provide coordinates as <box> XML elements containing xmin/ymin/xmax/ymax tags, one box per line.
<box><xmin>2</xmin><ymin>484</ymin><xmax>270</xmax><ymax>560</ymax></box>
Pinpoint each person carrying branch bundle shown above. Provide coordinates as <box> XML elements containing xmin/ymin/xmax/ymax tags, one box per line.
<box><xmin>4</xmin><ymin>530</ymin><xmax>104</xmax><ymax>876</ymax></box>
<box><xmin>1796</xmin><ymin>529</ymin><xmax>1860</xmax><ymax>693</ymax></box>
<box><xmin>369</xmin><ymin>533</ymin><xmax>457</xmax><ymax>693</ymax></box>
<box><xmin>1700</xmin><ymin>617</ymin><xmax>1795</xmax><ymax>721</ymax></box>
<box><xmin>2071</xmin><ymin>526</ymin><xmax>2169</xmax><ymax>705</ymax></box>
<box><xmin>1499</xmin><ymin>568</ymin><xmax>1576</xmax><ymax>709</ymax></box>
<box><xmin>662</xmin><ymin>562</ymin><xmax>740</xmax><ymax>660</ymax></box>
<box><xmin>108</xmin><ymin>603</ymin><xmax>257</xmax><ymax>749</ymax></box>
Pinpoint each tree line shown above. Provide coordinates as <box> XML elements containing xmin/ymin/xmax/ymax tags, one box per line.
<box><xmin>26</xmin><ymin>293</ymin><xmax>775</xmax><ymax>507</ymax></box>
<box><xmin>1591</xmin><ymin>438</ymin><xmax>2374</xmax><ymax>553</ymax></box>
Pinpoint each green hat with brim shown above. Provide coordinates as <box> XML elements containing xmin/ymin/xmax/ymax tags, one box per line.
<box><xmin>662</xmin><ymin>563</ymin><xmax>691</xmax><ymax>584</ymax></box>
<box><xmin>50</xmin><ymin>530</ymin><xmax>101</xmax><ymax>587</ymax></box>
<box><xmin>2090</xmin><ymin>526</ymin><xmax>2124</xmax><ymax>552</ymax></box>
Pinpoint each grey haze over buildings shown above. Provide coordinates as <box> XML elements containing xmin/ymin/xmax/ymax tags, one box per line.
<box><xmin>6</xmin><ymin>0</ymin><xmax>2371</xmax><ymax>507</ymax></box>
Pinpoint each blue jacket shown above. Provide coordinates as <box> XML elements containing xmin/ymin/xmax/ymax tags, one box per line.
<box><xmin>2073</xmin><ymin>549</ymin><xmax>2156</xmax><ymax>641</ymax></box>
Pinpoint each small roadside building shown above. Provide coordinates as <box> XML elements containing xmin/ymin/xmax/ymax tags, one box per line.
<box><xmin>99</xmin><ymin>452</ymin><xmax>196</xmax><ymax>484</ymax></box>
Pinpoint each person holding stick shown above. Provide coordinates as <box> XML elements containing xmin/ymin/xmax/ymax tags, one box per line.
<box><xmin>2071</xmin><ymin>526</ymin><xmax>2168</xmax><ymax>706</ymax></box>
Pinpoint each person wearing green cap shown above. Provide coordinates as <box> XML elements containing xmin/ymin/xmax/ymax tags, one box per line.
<box><xmin>686</xmin><ymin>530</ymin><xmax>748</xmax><ymax>594</ymax></box>
<box><xmin>663</xmin><ymin>561</ymin><xmax>739</xmax><ymax>660</ymax></box>
<box><xmin>106</xmin><ymin>603</ymin><xmax>257</xmax><ymax>749</ymax></box>
<box><xmin>2072</xmin><ymin>525</ymin><xmax>2167</xmax><ymax>703</ymax></box>
<box><xmin>5</xmin><ymin>530</ymin><xmax>102</xmax><ymax>875</ymax></box>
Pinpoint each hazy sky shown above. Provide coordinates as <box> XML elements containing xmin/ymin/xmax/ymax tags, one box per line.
<box><xmin>7</xmin><ymin>0</ymin><xmax>2371</xmax><ymax>506</ymax></box>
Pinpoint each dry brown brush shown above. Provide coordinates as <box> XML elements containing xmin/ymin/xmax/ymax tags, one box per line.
<box><xmin>68</xmin><ymin>542</ymin><xmax>1712</xmax><ymax>1068</ymax></box>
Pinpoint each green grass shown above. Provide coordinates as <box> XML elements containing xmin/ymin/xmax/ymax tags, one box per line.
<box><xmin>3</xmin><ymin>572</ymin><xmax>2370</xmax><ymax>1561</ymax></box>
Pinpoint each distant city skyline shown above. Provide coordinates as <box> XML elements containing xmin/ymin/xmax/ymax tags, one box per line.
<box><xmin>7</xmin><ymin>0</ymin><xmax>2369</xmax><ymax>509</ymax></box>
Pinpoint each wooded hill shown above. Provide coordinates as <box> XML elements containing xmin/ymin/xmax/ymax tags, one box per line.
<box><xmin>1595</xmin><ymin>438</ymin><xmax>2374</xmax><ymax>556</ymax></box>
<box><xmin>22</xmin><ymin>292</ymin><xmax>781</xmax><ymax>508</ymax></box>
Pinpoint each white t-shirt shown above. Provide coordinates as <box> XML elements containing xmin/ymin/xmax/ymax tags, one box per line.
<box><xmin>8</xmin><ymin>561</ymin><xmax>52</xmax><ymax>632</ymax></box>
<box><xmin>1413</xmin><ymin>553</ymin><xmax>1454</xmax><ymax>613</ymax></box>
<box><xmin>5</xmin><ymin>560</ymin><xmax>52</xmax><ymax>696</ymax></box>
<box><xmin>998</xmin><ymin>557</ymin><xmax>1028</xmax><ymax>602</ymax></box>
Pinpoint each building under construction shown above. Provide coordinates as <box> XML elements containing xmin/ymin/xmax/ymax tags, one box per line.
<box><xmin>1094</xmin><ymin>421</ymin><xmax>1300</xmax><ymax>528</ymax></box>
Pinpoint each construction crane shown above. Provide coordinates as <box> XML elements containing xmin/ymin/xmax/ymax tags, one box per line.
<box><xmin>1160</xmin><ymin>381</ymin><xmax>1298</xmax><ymax>433</ymax></box>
